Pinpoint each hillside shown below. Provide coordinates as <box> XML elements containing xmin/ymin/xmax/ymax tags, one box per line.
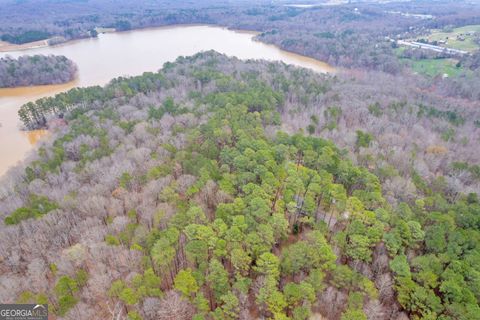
<box><xmin>1</xmin><ymin>52</ymin><xmax>479</xmax><ymax>320</ymax></box>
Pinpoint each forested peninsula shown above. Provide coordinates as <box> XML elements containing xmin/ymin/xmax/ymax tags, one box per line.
<box><xmin>0</xmin><ymin>55</ymin><xmax>77</xmax><ymax>88</ymax></box>
<box><xmin>1</xmin><ymin>52</ymin><xmax>479</xmax><ymax>320</ymax></box>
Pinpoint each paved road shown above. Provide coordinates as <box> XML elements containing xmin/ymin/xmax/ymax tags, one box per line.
<box><xmin>393</xmin><ymin>38</ymin><xmax>468</xmax><ymax>56</ymax></box>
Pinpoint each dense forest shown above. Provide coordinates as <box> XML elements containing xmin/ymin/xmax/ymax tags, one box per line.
<box><xmin>1</xmin><ymin>52</ymin><xmax>479</xmax><ymax>320</ymax></box>
<box><xmin>18</xmin><ymin>52</ymin><xmax>480</xmax><ymax>199</ymax></box>
<box><xmin>1</xmin><ymin>1</ymin><xmax>480</xmax><ymax>319</ymax></box>
<box><xmin>0</xmin><ymin>55</ymin><xmax>77</xmax><ymax>88</ymax></box>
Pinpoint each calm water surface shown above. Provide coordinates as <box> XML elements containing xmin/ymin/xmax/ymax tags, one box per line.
<box><xmin>0</xmin><ymin>25</ymin><xmax>334</xmax><ymax>176</ymax></box>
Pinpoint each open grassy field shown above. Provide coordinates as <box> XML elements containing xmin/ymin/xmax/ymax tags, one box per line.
<box><xmin>423</xmin><ymin>25</ymin><xmax>480</xmax><ymax>52</ymax></box>
<box><xmin>394</xmin><ymin>48</ymin><xmax>463</xmax><ymax>77</ymax></box>
<box><xmin>405</xmin><ymin>58</ymin><xmax>463</xmax><ymax>77</ymax></box>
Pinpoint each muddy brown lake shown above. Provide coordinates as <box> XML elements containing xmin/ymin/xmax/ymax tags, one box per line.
<box><xmin>0</xmin><ymin>25</ymin><xmax>334</xmax><ymax>176</ymax></box>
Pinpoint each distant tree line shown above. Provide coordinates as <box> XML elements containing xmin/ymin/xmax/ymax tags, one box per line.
<box><xmin>0</xmin><ymin>55</ymin><xmax>77</xmax><ymax>88</ymax></box>
<box><xmin>0</xmin><ymin>0</ymin><xmax>479</xmax><ymax>74</ymax></box>
<box><xmin>1</xmin><ymin>30</ymin><xmax>51</xmax><ymax>44</ymax></box>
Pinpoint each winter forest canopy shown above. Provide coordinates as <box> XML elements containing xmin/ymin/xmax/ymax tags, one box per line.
<box><xmin>0</xmin><ymin>0</ymin><xmax>480</xmax><ymax>320</ymax></box>
<box><xmin>1</xmin><ymin>52</ymin><xmax>480</xmax><ymax>320</ymax></box>
<box><xmin>0</xmin><ymin>55</ymin><xmax>77</xmax><ymax>88</ymax></box>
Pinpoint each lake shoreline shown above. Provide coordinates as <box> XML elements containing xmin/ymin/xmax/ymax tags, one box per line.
<box><xmin>0</xmin><ymin>23</ymin><xmax>262</xmax><ymax>53</ymax></box>
<box><xmin>0</xmin><ymin>24</ymin><xmax>333</xmax><ymax>176</ymax></box>
<box><xmin>0</xmin><ymin>39</ymin><xmax>50</xmax><ymax>52</ymax></box>
<box><xmin>0</xmin><ymin>23</ymin><xmax>336</xmax><ymax>78</ymax></box>
<box><xmin>0</xmin><ymin>77</ymin><xmax>79</xmax><ymax>90</ymax></box>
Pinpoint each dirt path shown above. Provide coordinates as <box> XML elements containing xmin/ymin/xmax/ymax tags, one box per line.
<box><xmin>0</xmin><ymin>39</ymin><xmax>49</xmax><ymax>52</ymax></box>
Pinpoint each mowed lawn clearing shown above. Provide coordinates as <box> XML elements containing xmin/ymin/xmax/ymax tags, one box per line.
<box><xmin>424</xmin><ymin>25</ymin><xmax>480</xmax><ymax>52</ymax></box>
